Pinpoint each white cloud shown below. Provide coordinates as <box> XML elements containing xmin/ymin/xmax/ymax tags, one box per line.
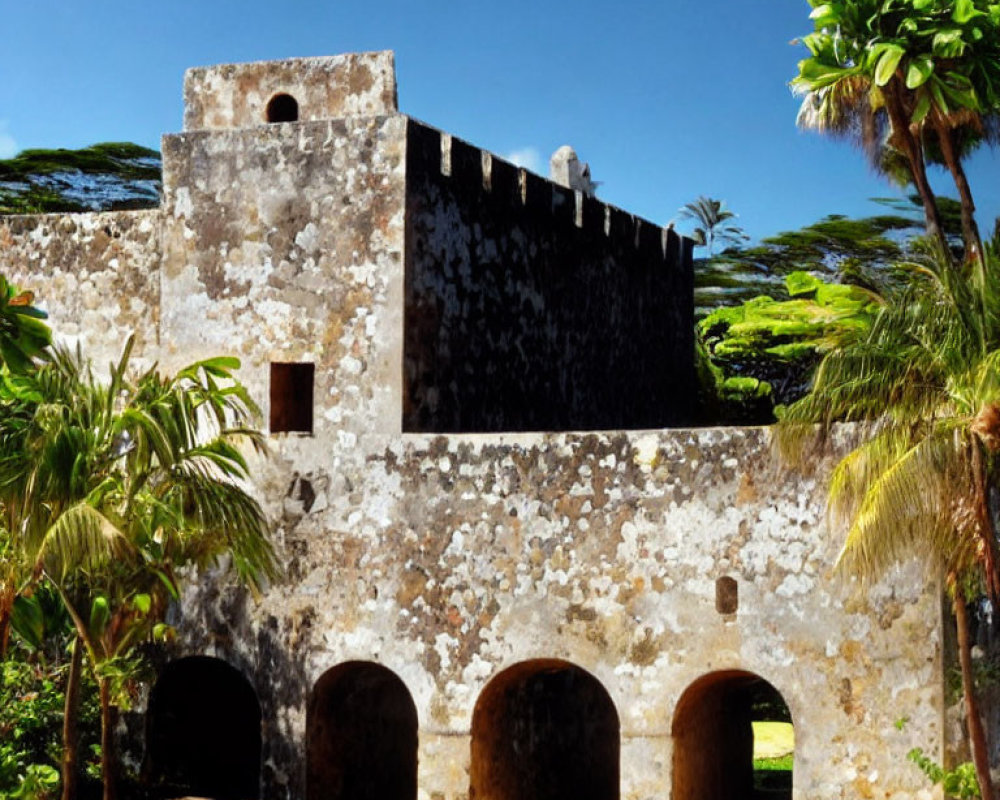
<box><xmin>0</xmin><ymin>121</ymin><xmax>17</xmax><ymax>159</ymax></box>
<box><xmin>503</xmin><ymin>146</ymin><xmax>545</xmax><ymax>176</ymax></box>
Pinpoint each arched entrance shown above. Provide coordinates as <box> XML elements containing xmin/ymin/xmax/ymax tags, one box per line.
<box><xmin>672</xmin><ymin>670</ymin><xmax>793</xmax><ymax>800</ymax></box>
<box><xmin>146</xmin><ymin>656</ymin><xmax>261</xmax><ymax>800</ymax></box>
<box><xmin>306</xmin><ymin>661</ymin><xmax>418</xmax><ymax>800</ymax></box>
<box><xmin>470</xmin><ymin>659</ymin><xmax>620</xmax><ymax>800</ymax></box>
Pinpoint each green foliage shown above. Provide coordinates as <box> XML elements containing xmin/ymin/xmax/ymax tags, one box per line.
<box><xmin>793</xmin><ymin>0</ymin><xmax>1000</xmax><ymax>257</ymax></box>
<box><xmin>693</xmin><ymin>196</ymin><xmax>968</xmax><ymax>423</ymax></box>
<box><xmin>908</xmin><ymin>748</ymin><xmax>981</xmax><ymax>799</ymax></box>
<box><xmin>698</xmin><ymin>271</ymin><xmax>879</xmax><ymax>421</ymax></box>
<box><xmin>0</xmin><ymin>143</ymin><xmax>161</xmax><ymax>215</ymax></box>
<box><xmin>777</xmin><ymin>238</ymin><xmax>1000</xmax><ymax>800</ymax></box>
<box><xmin>0</xmin><ymin>143</ymin><xmax>159</xmax><ymax>183</ymax></box>
<box><xmin>0</xmin><ymin>277</ymin><xmax>275</xmax><ymax>796</ymax></box>
<box><xmin>0</xmin><ymin>652</ymin><xmax>99</xmax><ymax>799</ymax></box>
<box><xmin>8</xmin><ymin>764</ymin><xmax>59</xmax><ymax>800</ymax></box>
<box><xmin>693</xmin><ymin>198</ymin><xmax>948</xmax><ymax>317</ymax></box>
<box><xmin>795</xmin><ymin>0</ymin><xmax>1000</xmax><ymax>126</ymax></box>
<box><xmin>753</xmin><ymin>754</ymin><xmax>794</xmax><ymax>771</ymax></box>
<box><xmin>0</xmin><ymin>277</ymin><xmax>51</xmax><ymax>375</ymax></box>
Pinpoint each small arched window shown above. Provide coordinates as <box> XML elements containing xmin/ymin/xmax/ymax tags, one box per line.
<box><xmin>266</xmin><ymin>93</ymin><xmax>299</xmax><ymax>123</ymax></box>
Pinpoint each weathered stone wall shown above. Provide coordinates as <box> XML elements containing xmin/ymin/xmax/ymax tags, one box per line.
<box><xmin>157</xmin><ymin>115</ymin><xmax>407</xmax><ymax>443</ymax></box>
<box><xmin>174</xmin><ymin>427</ymin><xmax>944</xmax><ymax>800</ymax></box>
<box><xmin>403</xmin><ymin>121</ymin><xmax>695</xmax><ymax>433</ymax></box>
<box><xmin>0</xmin><ymin>210</ymin><xmax>161</xmax><ymax>363</ymax></box>
<box><xmin>184</xmin><ymin>52</ymin><xmax>398</xmax><ymax>132</ymax></box>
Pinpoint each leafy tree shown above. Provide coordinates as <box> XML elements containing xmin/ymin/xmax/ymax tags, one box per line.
<box><xmin>0</xmin><ymin>628</ymin><xmax>101</xmax><ymax>800</ymax></box>
<box><xmin>793</xmin><ymin>0</ymin><xmax>1000</xmax><ymax>259</ymax></box>
<box><xmin>694</xmin><ymin>202</ymin><xmax>931</xmax><ymax>316</ymax></box>
<box><xmin>678</xmin><ymin>196</ymin><xmax>749</xmax><ymax>256</ymax></box>
<box><xmin>777</xmin><ymin>240</ymin><xmax>1000</xmax><ymax>800</ymax></box>
<box><xmin>693</xmin><ymin>200</ymin><xmax>959</xmax><ymax>422</ymax></box>
<box><xmin>0</xmin><ymin>337</ymin><xmax>279</xmax><ymax>800</ymax></box>
<box><xmin>698</xmin><ymin>271</ymin><xmax>880</xmax><ymax>422</ymax></box>
<box><xmin>0</xmin><ymin>300</ymin><xmax>277</xmax><ymax>800</ymax></box>
<box><xmin>0</xmin><ymin>143</ymin><xmax>162</xmax><ymax>215</ymax></box>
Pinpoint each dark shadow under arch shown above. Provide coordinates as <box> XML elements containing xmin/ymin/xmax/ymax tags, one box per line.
<box><xmin>306</xmin><ymin>661</ymin><xmax>418</xmax><ymax>800</ymax></box>
<box><xmin>672</xmin><ymin>670</ymin><xmax>793</xmax><ymax>800</ymax></box>
<box><xmin>146</xmin><ymin>655</ymin><xmax>261</xmax><ymax>800</ymax></box>
<box><xmin>266</xmin><ymin>93</ymin><xmax>299</xmax><ymax>123</ymax></box>
<box><xmin>470</xmin><ymin>659</ymin><xmax>620</xmax><ymax>800</ymax></box>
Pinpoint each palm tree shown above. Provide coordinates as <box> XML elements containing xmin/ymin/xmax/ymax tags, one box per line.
<box><xmin>777</xmin><ymin>239</ymin><xmax>1000</xmax><ymax>800</ymax></box>
<box><xmin>793</xmin><ymin>0</ymin><xmax>1000</xmax><ymax>261</ymax></box>
<box><xmin>0</xmin><ymin>336</ymin><xmax>278</xmax><ymax>800</ymax></box>
<box><xmin>678</xmin><ymin>196</ymin><xmax>749</xmax><ymax>255</ymax></box>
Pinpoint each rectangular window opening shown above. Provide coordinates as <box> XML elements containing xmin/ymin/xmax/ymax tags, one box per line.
<box><xmin>270</xmin><ymin>362</ymin><xmax>315</xmax><ymax>434</ymax></box>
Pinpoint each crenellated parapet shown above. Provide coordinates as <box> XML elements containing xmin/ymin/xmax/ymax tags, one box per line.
<box><xmin>403</xmin><ymin>119</ymin><xmax>694</xmax><ymax>432</ymax></box>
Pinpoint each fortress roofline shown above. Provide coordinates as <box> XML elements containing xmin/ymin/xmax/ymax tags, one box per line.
<box><xmin>183</xmin><ymin>50</ymin><xmax>398</xmax><ymax>131</ymax></box>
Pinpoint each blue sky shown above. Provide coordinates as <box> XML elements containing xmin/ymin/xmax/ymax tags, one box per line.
<box><xmin>3</xmin><ymin>0</ymin><xmax>999</xmax><ymax>242</ymax></box>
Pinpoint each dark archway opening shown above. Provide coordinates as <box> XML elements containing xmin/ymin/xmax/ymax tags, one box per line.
<box><xmin>146</xmin><ymin>656</ymin><xmax>261</xmax><ymax>800</ymax></box>
<box><xmin>470</xmin><ymin>659</ymin><xmax>620</xmax><ymax>800</ymax></box>
<box><xmin>672</xmin><ymin>670</ymin><xmax>793</xmax><ymax>800</ymax></box>
<box><xmin>266</xmin><ymin>93</ymin><xmax>299</xmax><ymax>123</ymax></box>
<box><xmin>306</xmin><ymin>661</ymin><xmax>418</xmax><ymax>800</ymax></box>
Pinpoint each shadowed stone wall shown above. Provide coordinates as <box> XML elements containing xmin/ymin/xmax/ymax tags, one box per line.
<box><xmin>404</xmin><ymin>121</ymin><xmax>694</xmax><ymax>432</ymax></box>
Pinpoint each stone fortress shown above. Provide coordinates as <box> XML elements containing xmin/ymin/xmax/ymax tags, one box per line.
<box><xmin>0</xmin><ymin>52</ymin><xmax>949</xmax><ymax>800</ymax></box>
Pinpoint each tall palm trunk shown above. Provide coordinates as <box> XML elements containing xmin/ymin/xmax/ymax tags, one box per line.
<box><xmin>952</xmin><ymin>580</ymin><xmax>995</xmax><ymax>800</ymax></box>
<box><xmin>0</xmin><ymin>607</ymin><xmax>9</xmax><ymax>659</ymax></box>
<box><xmin>934</xmin><ymin>120</ymin><xmax>983</xmax><ymax>263</ymax></box>
<box><xmin>60</xmin><ymin>637</ymin><xmax>83</xmax><ymax>800</ymax></box>
<box><xmin>884</xmin><ymin>86</ymin><xmax>949</xmax><ymax>255</ymax></box>
<box><xmin>98</xmin><ymin>676</ymin><xmax>119</xmax><ymax>800</ymax></box>
<box><xmin>0</xmin><ymin>580</ymin><xmax>16</xmax><ymax>659</ymax></box>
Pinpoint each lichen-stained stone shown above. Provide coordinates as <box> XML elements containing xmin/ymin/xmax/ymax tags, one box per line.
<box><xmin>0</xmin><ymin>209</ymin><xmax>161</xmax><ymax>363</ymax></box>
<box><xmin>177</xmin><ymin>428</ymin><xmax>943</xmax><ymax>800</ymax></box>
<box><xmin>0</xmin><ymin>52</ymin><xmax>947</xmax><ymax>800</ymax></box>
<box><xmin>183</xmin><ymin>52</ymin><xmax>398</xmax><ymax>132</ymax></box>
<box><xmin>159</xmin><ymin>114</ymin><xmax>407</xmax><ymax>444</ymax></box>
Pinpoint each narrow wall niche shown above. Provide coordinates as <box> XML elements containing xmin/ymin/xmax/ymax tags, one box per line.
<box><xmin>270</xmin><ymin>362</ymin><xmax>315</xmax><ymax>434</ymax></box>
<box><xmin>266</xmin><ymin>93</ymin><xmax>299</xmax><ymax>123</ymax></box>
<box><xmin>716</xmin><ymin>576</ymin><xmax>738</xmax><ymax>615</ymax></box>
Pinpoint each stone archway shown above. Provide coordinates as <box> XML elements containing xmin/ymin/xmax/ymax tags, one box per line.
<box><xmin>306</xmin><ymin>661</ymin><xmax>418</xmax><ymax>800</ymax></box>
<box><xmin>470</xmin><ymin>659</ymin><xmax>620</xmax><ymax>800</ymax></box>
<box><xmin>671</xmin><ymin>670</ymin><xmax>793</xmax><ymax>800</ymax></box>
<box><xmin>146</xmin><ymin>655</ymin><xmax>261</xmax><ymax>800</ymax></box>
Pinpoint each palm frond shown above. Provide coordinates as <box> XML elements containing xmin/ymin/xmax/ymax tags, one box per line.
<box><xmin>835</xmin><ymin>426</ymin><xmax>975</xmax><ymax>583</ymax></box>
<box><xmin>36</xmin><ymin>503</ymin><xmax>132</xmax><ymax>581</ymax></box>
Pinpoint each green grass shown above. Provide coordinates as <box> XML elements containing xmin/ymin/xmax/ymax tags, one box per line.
<box><xmin>753</xmin><ymin>720</ymin><xmax>793</xmax><ymax>795</ymax></box>
<box><xmin>754</xmin><ymin>753</ymin><xmax>794</xmax><ymax>771</ymax></box>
